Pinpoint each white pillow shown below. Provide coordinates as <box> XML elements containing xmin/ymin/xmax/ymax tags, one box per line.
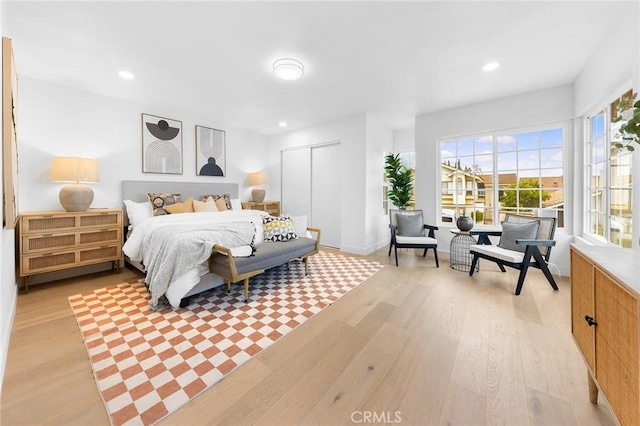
<box><xmin>230</xmin><ymin>198</ymin><xmax>242</xmax><ymax>210</ymax></box>
<box><xmin>292</xmin><ymin>215</ymin><xmax>313</xmax><ymax>238</ymax></box>
<box><xmin>193</xmin><ymin>196</ymin><xmax>219</xmax><ymax>212</ymax></box>
<box><xmin>123</xmin><ymin>200</ymin><xmax>153</xmax><ymax>230</ymax></box>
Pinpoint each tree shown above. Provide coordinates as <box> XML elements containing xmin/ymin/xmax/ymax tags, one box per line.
<box><xmin>500</xmin><ymin>179</ymin><xmax>551</xmax><ymax>208</ymax></box>
<box><xmin>384</xmin><ymin>153</ymin><xmax>414</xmax><ymax>209</ymax></box>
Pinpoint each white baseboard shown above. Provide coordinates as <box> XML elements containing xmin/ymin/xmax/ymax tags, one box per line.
<box><xmin>0</xmin><ymin>283</ymin><xmax>17</xmax><ymax>398</ymax></box>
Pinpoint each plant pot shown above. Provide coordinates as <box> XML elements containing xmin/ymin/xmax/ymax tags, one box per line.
<box><xmin>456</xmin><ymin>215</ymin><xmax>474</xmax><ymax>232</ymax></box>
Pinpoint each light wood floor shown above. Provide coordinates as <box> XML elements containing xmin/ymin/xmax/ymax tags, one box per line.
<box><xmin>2</xmin><ymin>248</ymin><xmax>618</xmax><ymax>425</ymax></box>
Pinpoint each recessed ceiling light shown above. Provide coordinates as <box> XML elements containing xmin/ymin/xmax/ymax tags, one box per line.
<box><xmin>273</xmin><ymin>58</ymin><xmax>304</xmax><ymax>80</ymax></box>
<box><xmin>279</xmin><ymin>121</ymin><xmax>288</xmax><ymax>127</ymax></box>
<box><xmin>483</xmin><ymin>62</ymin><xmax>500</xmax><ymax>72</ymax></box>
<box><xmin>118</xmin><ymin>70</ymin><xmax>135</xmax><ymax>80</ymax></box>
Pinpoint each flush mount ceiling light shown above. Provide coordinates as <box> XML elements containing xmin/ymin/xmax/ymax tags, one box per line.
<box><xmin>279</xmin><ymin>121</ymin><xmax>288</xmax><ymax>127</ymax></box>
<box><xmin>118</xmin><ymin>70</ymin><xmax>135</xmax><ymax>80</ymax></box>
<box><xmin>483</xmin><ymin>62</ymin><xmax>500</xmax><ymax>71</ymax></box>
<box><xmin>273</xmin><ymin>58</ymin><xmax>304</xmax><ymax>80</ymax></box>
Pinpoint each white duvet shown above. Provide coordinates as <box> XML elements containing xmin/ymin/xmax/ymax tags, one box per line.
<box><xmin>123</xmin><ymin>210</ymin><xmax>269</xmax><ymax>308</ymax></box>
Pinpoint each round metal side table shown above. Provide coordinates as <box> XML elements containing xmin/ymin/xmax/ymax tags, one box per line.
<box><xmin>449</xmin><ymin>230</ymin><xmax>479</xmax><ymax>272</ymax></box>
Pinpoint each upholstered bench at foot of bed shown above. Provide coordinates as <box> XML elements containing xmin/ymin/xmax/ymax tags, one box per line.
<box><xmin>207</xmin><ymin>227</ymin><xmax>321</xmax><ymax>302</ymax></box>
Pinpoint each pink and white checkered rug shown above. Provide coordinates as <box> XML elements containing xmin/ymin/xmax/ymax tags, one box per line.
<box><xmin>68</xmin><ymin>251</ymin><xmax>384</xmax><ymax>426</ymax></box>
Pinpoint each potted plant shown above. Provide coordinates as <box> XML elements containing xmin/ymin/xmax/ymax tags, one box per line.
<box><xmin>614</xmin><ymin>93</ymin><xmax>640</xmax><ymax>151</ymax></box>
<box><xmin>384</xmin><ymin>153</ymin><xmax>414</xmax><ymax>209</ymax></box>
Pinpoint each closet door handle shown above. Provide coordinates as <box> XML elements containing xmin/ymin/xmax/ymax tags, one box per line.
<box><xmin>585</xmin><ymin>315</ymin><xmax>598</xmax><ymax>327</ymax></box>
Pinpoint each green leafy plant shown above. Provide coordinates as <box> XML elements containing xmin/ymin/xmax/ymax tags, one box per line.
<box><xmin>500</xmin><ymin>179</ymin><xmax>550</xmax><ymax>208</ymax></box>
<box><xmin>614</xmin><ymin>93</ymin><xmax>640</xmax><ymax>152</ymax></box>
<box><xmin>384</xmin><ymin>153</ymin><xmax>414</xmax><ymax>209</ymax></box>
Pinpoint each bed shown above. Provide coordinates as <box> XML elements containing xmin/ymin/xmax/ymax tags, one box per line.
<box><xmin>121</xmin><ymin>180</ymin><xmax>270</xmax><ymax>309</ymax></box>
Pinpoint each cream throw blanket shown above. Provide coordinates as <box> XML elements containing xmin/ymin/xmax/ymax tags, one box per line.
<box><xmin>123</xmin><ymin>212</ymin><xmax>259</xmax><ymax>309</ymax></box>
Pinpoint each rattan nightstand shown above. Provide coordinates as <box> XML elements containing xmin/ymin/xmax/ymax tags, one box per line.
<box><xmin>18</xmin><ymin>209</ymin><xmax>123</xmax><ymax>292</ymax></box>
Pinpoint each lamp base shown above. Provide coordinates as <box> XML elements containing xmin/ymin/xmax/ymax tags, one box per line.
<box><xmin>251</xmin><ymin>187</ymin><xmax>266</xmax><ymax>203</ymax></box>
<box><xmin>59</xmin><ymin>183</ymin><xmax>94</xmax><ymax>212</ymax></box>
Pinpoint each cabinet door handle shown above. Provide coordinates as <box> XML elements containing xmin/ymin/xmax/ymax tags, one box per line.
<box><xmin>584</xmin><ymin>315</ymin><xmax>598</xmax><ymax>327</ymax></box>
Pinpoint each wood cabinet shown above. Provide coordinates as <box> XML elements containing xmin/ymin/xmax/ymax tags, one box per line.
<box><xmin>570</xmin><ymin>244</ymin><xmax>640</xmax><ymax>425</ymax></box>
<box><xmin>18</xmin><ymin>209</ymin><xmax>123</xmax><ymax>292</ymax></box>
<box><xmin>242</xmin><ymin>201</ymin><xmax>280</xmax><ymax>216</ymax></box>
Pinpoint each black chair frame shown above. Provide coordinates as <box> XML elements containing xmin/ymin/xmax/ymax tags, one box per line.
<box><xmin>469</xmin><ymin>218</ymin><xmax>558</xmax><ymax>295</ymax></box>
<box><xmin>388</xmin><ymin>223</ymin><xmax>439</xmax><ymax>267</ymax></box>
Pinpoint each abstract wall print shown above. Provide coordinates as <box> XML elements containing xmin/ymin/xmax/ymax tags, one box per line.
<box><xmin>142</xmin><ymin>113</ymin><xmax>183</xmax><ymax>174</ymax></box>
<box><xmin>196</xmin><ymin>125</ymin><xmax>225</xmax><ymax>177</ymax></box>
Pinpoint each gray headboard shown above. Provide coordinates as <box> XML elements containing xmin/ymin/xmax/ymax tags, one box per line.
<box><xmin>121</xmin><ymin>180</ymin><xmax>239</xmax><ymax>225</ymax></box>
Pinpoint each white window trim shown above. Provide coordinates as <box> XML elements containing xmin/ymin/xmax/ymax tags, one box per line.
<box><xmin>437</xmin><ymin>120</ymin><xmax>571</xmax><ymax>229</ymax></box>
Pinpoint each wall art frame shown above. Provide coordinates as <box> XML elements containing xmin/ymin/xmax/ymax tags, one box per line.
<box><xmin>196</xmin><ymin>125</ymin><xmax>226</xmax><ymax>177</ymax></box>
<box><xmin>141</xmin><ymin>113</ymin><xmax>183</xmax><ymax>174</ymax></box>
<box><xmin>3</xmin><ymin>37</ymin><xmax>18</xmax><ymax>229</ymax></box>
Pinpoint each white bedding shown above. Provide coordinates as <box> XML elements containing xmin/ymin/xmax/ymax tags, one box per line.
<box><xmin>123</xmin><ymin>210</ymin><xmax>269</xmax><ymax>308</ymax></box>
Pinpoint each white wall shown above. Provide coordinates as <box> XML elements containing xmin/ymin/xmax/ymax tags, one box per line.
<box><xmin>415</xmin><ymin>84</ymin><xmax>575</xmax><ymax>275</ymax></box>
<box><xmin>18</xmin><ymin>76</ymin><xmax>269</xmax><ymax>212</ymax></box>
<box><xmin>365</xmin><ymin>114</ymin><xmax>394</xmax><ymax>252</ymax></box>
<box><xmin>1</xmin><ymin>1</ymin><xmax>19</xmax><ymax>396</ymax></box>
<box><xmin>392</xmin><ymin>127</ymin><xmax>414</xmax><ymax>152</ymax></box>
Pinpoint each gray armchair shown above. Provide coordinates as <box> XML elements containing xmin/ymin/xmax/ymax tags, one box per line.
<box><xmin>388</xmin><ymin>209</ymin><xmax>439</xmax><ymax>267</ymax></box>
<box><xmin>469</xmin><ymin>213</ymin><xmax>558</xmax><ymax>295</ymax></box>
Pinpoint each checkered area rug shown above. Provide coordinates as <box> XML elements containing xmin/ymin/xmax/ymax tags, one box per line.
<box><xmin>68</xmin><ymin>251</ymin><xmax>384</xmax><ymax>426</ymax></box>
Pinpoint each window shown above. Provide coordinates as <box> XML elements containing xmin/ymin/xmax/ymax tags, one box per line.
<box><xmin>586</xmin><ymin>90</ymin><xmax>634</xmax><ymax>247</ymax></box>
<box><xmin>440</xmin><ymin>126</ymin><xmax>565</xmax><ymax>227</ymax></box>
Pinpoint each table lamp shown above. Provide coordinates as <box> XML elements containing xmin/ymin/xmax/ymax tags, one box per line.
<box><xmin>247</xmin><ymin>171</ymin><xmax>268</xmax><ymax>202</ymax></box>
<box><xmin>50</xmin><ymin>157</ymin><xmax>100</xmax><ymax>211</ymax></box>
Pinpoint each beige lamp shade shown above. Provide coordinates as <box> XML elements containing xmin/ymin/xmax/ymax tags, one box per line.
<box><xmin>247</xmin><ymin>171</ymin><xmax>268</xmax><ymax>202</ymax></box>
<box><xmin>50</xmin><ymin>157</ymin><xmax>100</xmax><ymax>183</ymax></box>
<box><xmin>50</xmin><ymin>157</ymin><xmax>100</xmax><ymax>212</ymax></box>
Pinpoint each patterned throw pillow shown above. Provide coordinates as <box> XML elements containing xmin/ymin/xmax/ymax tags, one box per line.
<box><xmin>263</xmin><ymin>215</ymin><xmax>298</xmax><ymax>242</ymax></box>
<box><xmin>201</xmin><ymin>194</ymin><xmax>232</xmax><ymax>210</ymax></box>
<box><xmin>147</xmin><ymin>193</ymin><xmax>181</xmax><ymax>216</ymax></box>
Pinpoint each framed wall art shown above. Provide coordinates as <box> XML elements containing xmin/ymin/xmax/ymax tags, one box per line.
<box><xmin>3</xmin><ymin>37</ymin><xmax>18</xmax><ymax>229</ymax></box>
<box><xmin>141</xmin><ymin>113</ymin><xmax>183</xmax><ymax>174</ymax></box>
<box><xmin>196</xmin><ymin>125</ymin><xmax>226</xmax><ymax>177</ymax></box>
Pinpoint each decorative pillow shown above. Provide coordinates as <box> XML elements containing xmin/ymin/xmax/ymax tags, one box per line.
<box><xmin>215</xmin><ymin>198</ymin><xmax>228</xmax><ymax>211</ymax></box>
<box><xmin>123</xmin><ymin>200</ymin><xmax>153</xmax><ymax>230</ymax></box>
<box><xmin>396</xmin><ymin>213</ymin><xmax>424</xmax><ymax>237</ymax></box>
<box><xmin>292</xmin><ymin>215</ymin><xmax>313</xmax><ymax>238</ymax></box>
<box><xmin>164</xmin><ymin>197</ymin><xmax>194</xmax><ymax>214</ymax></box>
<box><xmin>230</xmin><ymin>198</ymin><xmax>242</xmax><ymax>210</ymax></box>
<box><xmin>498</xmin><ymin>220</ymin><xmax>540</xmax><ymax>253</ymax></box>
<box><xmin>263</xmin><ymin>214</ymin><xmax>298</xmax><ymax>242</ymax></box>
<box><xmin>201</xmin><ymin>193</ymin><xmax>232</xmax><ymax>210</ymax></box>
<box><xmin>193</xmin><ymin>196</ymin><xmax>219</xmax><ymax>212</ymax></box>
<box><xmin>147</xmin><ymin>193</ymin><xmax>181</xmax><ymax>216</ymax></box>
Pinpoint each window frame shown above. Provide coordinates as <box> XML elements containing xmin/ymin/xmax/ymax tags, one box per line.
<box><xmin>438</xmin><ymin>121</ymin><xmax>569</xmax><ymax>228</ymax></box>
<box><xmin>583</xmin><ymin>89</ymin><xmax>634</xmax><ymax>248</ymax></box>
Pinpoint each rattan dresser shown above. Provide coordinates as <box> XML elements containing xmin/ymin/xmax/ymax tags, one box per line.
<box><xmin>570</xmin><ymin>243</ymin><xmax>640</xmax><ymax>426</ymax></box>
<box><xmin>18</xmin><ymin>209</ymin><xmax>123</xmax><ymax>292</ymax></box>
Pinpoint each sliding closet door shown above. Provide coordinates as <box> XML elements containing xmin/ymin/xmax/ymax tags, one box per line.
<box><xmin>281</xmin><ymin>147</ymin><xmax>311</xmax><ymax>218</ymax></box>
<box><xmin>311</xmin><ymin>143</ymin><xmax>341</xmax><ymax>248</ymax></box>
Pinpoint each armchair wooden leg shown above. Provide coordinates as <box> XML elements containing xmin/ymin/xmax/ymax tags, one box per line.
<box><xmin>469</xmin><ymin>255</ymin><xmax>479</xmax><ymax>276</ymax></box>
<box><xmin>394</xmin><ymin>245</ymin><xmax>399</xmax><ymax>266</ymax></box>
<box><xmin>433</xmin><ymin>248</ymin><xmax>439</xmax><ymax>268</ymax></box>
<box><xmin>226</xmin><ymin>279</ymin><xmax>231</xmax><ymax>293</ymax></box>
<box><xmin>532</xmin><ymin>250</ymin><xmax>559</xmax><ymax>291</ymax></box>
<box><xmin>498</xmin><ymin>264</ymin><xmax>507</xmax><ymax>272</ymax></box>
<box><xmin>388</xmin><ymin>243</ymin><xmax>393</xmax><ymax>257</ymax></box>
<box><xmin>515</xmin><ymin>252</ymin><xmax>533</xmax><ymax>295</ymax></box>
<box><xmin>243</xmin><ymin>278</ymin><xmax>249</xmax><ymax>302</ymax></box>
